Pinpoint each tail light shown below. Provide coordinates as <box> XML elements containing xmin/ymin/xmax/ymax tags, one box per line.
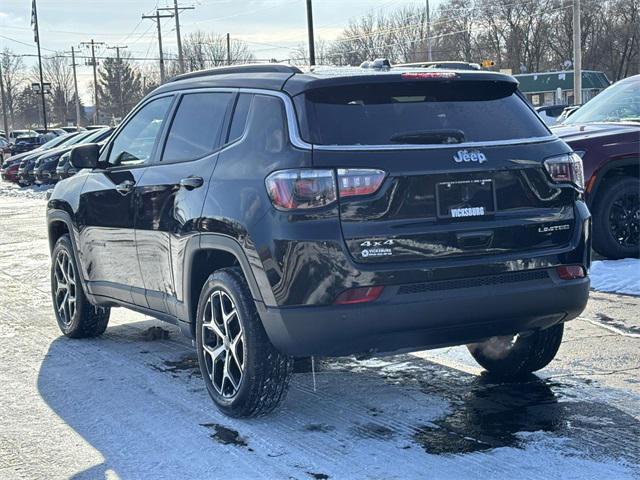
<box><xmin>266</xmin><ymin>168</ymin><xmax>386</xmax><ymax>210</ymax></box>
<box><xmin>334</xmin><ymin>286</ymin><xmax>384</xmax><ymax>305</ymax></box>
<box><xmin>544</xmin><ymin>153</ymin><xmax>584</xmax><ymax>191</ymax></box>
<box><xmin>266</xmin><ymin>169</ymin><xmax>337</xmax><ymax>210</ymax></box>
<box><xmin>556</xmin><ymin>265</ymin><xmax>585</xmax><ymax>280</ymax></box>
<box><xmin>337</xmin><ymin>169</ymin><xmax>386</xmax><ymax>198</ymax></box>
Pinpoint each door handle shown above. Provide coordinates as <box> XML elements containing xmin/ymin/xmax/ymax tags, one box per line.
<box><xmin>179</xmin><ymin>176</ymin><xmax>204</xmax><ymax>190</ymax></box>
<box><xmin>115</xmin><ymin>179</ymin><xmax>135</xmax><ymax>195</ymax></box>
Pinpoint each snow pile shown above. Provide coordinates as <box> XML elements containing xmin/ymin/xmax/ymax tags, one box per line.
<box><xmin>0</xmin><ymin>182</ymin><xmax>53</xmax><ymax>200</ymax></box>
<box><xmin>590</xmin><ymin>259</ymin><xmax>640</xmax><ymax>296</ymax></box>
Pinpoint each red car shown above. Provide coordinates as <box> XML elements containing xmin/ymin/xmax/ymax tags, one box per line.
<box><xmin>552</xmin><ymin>74</ymin><xmax>639</xmax><ymax>259</ymax></box>
<box><xmin>0</xmin><ymin>158</ymin><xmax>21</xmax><ymax>183</ymax></box>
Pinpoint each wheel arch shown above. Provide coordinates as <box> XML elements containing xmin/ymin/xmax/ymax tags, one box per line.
<box><xmin>587</xmin><ymin>157</ymin><xmax>640</xmax><ymax>209</ymax></box>
<box><xmin>47</xmin><ymin>209</ymin><xmax>93</xmax><ymax>298</ymax></box>
<box><xmin>183</xmin><ymin>234</ymin><xmax>265</xmax><ymax>337</ymax></box>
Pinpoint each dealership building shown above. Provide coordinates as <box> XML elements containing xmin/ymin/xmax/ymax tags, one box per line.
<box><xmin>514</xmin><ymin>70</ymin><xmax>610</xmax><ymax>106</ymax></box>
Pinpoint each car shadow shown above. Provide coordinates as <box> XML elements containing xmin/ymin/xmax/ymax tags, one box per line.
<box><xmin>37</xmin><ymin>319</ymin><xmax>640</xmax><ymax>478</ymax></box>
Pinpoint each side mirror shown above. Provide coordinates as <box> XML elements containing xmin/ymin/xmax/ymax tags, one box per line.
<box><xmin>70</xmin><ymin>143</ymin><xmax>100</xmax><ymax>169</ymax></box>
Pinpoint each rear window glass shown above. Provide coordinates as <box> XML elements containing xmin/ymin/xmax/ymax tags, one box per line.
<box><xmin>295</xmin><ymin>80</ymin><xmax>549</xmax><ymax>145</ymax></box>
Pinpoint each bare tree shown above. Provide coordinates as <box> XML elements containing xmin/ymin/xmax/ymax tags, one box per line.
<box><xmin>1</xmin><ymin>49</ymin><xmax>26</xmax><ymax>130</ymax></box>
<box><xmin>181</xmin><ymin>31</ymin><xmax>255</xmax><ymax>72</ymax></box>
<box><xmin>35</xmin><ymin>54</ymin><xmax>75</xmax><ymax>125</ymax></box>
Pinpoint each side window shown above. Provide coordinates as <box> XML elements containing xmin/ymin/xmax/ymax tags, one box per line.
<box><xmin>107</xmin><ymin>96</ymin><xmax>173</xmax><ymax>167</ymax></box>
<box><xmin>162</xmin><ymin>92</ymin><xmax>233</xmax><ymax>163</ymax></box>
<box><xmin>227</xmin><ymin>93</ymin><xmax>253</xmax><ymax>144</ymax></box>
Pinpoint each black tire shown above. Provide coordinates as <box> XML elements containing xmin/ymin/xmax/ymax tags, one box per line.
<box><xmin>592</xmin><ymin>176</ymin><xmax>640</xmax><ymax>259</ymax></box>
<box><xmin>195</xmin><ymin>267</ymin><xmax>293</xmax><ymax>418</ymax></box>
<box><xmin>467</xmin><ymin>323</ymin><xmax>564</xmax><ymax>379</ymax></box>
<box><xmin>51</xmin><ymin>234</ymin><xmax>110</xmax><ymax>338</ymax></box>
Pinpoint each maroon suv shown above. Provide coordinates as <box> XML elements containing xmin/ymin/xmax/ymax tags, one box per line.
<box><xmin>552</xmin><ymin>74</ymin><xmax>639</xmax><ymax>259</ymax></box>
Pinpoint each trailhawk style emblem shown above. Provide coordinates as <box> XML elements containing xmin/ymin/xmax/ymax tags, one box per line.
<box><xmin>453</xmin><ymin>149</ymin><xmax>488</xmax><ymax>164</ymax></box>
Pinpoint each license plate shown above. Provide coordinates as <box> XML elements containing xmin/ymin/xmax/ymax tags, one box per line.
<box><xmin>436</xmin><ymin>179</ymin><xmax>495</xmax><ymax>218</ymax></box>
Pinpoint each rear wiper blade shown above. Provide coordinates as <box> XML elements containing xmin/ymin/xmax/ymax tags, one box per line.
<box><xmin>389</xmin><ymin>129</ymin><xmax>465</xmax><ymax>145</ymax></box>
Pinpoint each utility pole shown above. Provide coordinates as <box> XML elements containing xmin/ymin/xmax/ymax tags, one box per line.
<box><xmin>107</xmin><ymin>45</ymin><xmax>128</xmax><ymax>118</ymax></box>
<box><xmin>158</xmin><ymin>1</ymin><xmax>194</xmax><ymax>74</ymax></box>
<box><xmin>0</xmin><ymin>62</ymin><xmax>9</xmax><ymax>138</ymax></box>
<box><xmin>81</xmin><ymin>39</ymin><xmax>105</xmax><ymax>124</ymax></box>
<box><xmin>226</xmin><ymin>33</ymin><xmax>231</xmax><ymax>65</ymax></box>
<box><xmin>305</xmin><ymin>0</ymin><xmax>316</xmax><ymax>66</ymax></box>
<box><xmin>142</xmin><ymin>10</ymin><xmax>174</xmax><ymax>84</ymax></box>
<box><xmin>573</xmin><ymin>0</ymin><xmax>582</xmax><ymax>105</ymax></box>
<box><xmin>426</xmin><ymin>0</ymin><xmax>432</xmax><ymax>62</ymax></box>
<box><xmin>31</xmin><ymin>0</ymin><xmax>48</xmax><ymax>131</ymax></box>
<box><xmin>70</xmin><ymin>46</ymin><xmax>81</xmax><ymax>127</ymax></box>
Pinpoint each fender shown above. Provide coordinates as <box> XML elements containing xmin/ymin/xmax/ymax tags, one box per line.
<box><xmin>181</xmin><ymin>233</ymin><xmax>266</xmax><ymax>328</ymax></box>
<box><xmin>587</xmin><ymin>157</ymin><xmax>640</xmax><ymax>207</ymax></box>
<box><xmin>46</xmin><ymin>209</ymin><xmax>93</xmax><ymax>301</ymax></box>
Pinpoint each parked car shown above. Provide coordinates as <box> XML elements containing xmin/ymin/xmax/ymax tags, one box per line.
<box><xmin>1</xmin><ymin>157</ymin><xmax>21</xmax><ymax>183</ymax></box>
<box><xmin>7</xmin><ymin>129</ymin><xmax>37</xmax><ymax>143</ymax></box>
<box><xmin>535</xmin><ymin>104</ymin><xmax>568</xmax><ymax>126</ymax></box>
<box><xmin>56</xmin><ymin>138</ymin><xmax>108</xmax><ymax>180</ymax></box>
<box><xmin>17</xmin><ymin>131</ymin><xmax>94</xmax><ymax>186</ymax></box>
<box><xmin>61</xmin><ymin>126</ymin><xmax>85</xmax><ymax>133</ymax></box>
<box><xmin>0</xmin><ymin>137</ymin><xmax>9</xmax><ymax>163</ymax></box>
<box><xmin>552</xmin><ymin>74</ymin><xmax>639</xmax><ymax>258</ymax></box>
<box><xmin>85</xmin><ymin>124</ymin><xmax>110</xmax><ymax>130</ymax></box>
<box><xmin>4</xmin><ymin>133</ymin><xmax>80</xmax><ymax>184</ymax></box>
<box><xmin>47</xmin><ymin>63</ymin><xmax>589</xmax><ymax>418</ymax></box>
<box><xmin>10</xmin><ymin>135</ymin><xmax>45</xmax><ymax>156</ymax></box>
<box><xmin>35</xmin><ymin>128</ymin><xmax>113</xmax><ymax>184</ymax></box>
<box><xmin>556</xmin><ymin>105</ymin><xmax>582</xmax><ymax>124</ymax></box>
<box><xmin>395</xmin><ymin>61</ymin><xmax>482</xmax><ymax>71</ymax></box>
<box><xmin>2</xmin><ymin>131</ymin><xmax>79</xmax><ymax>171</ymax></box>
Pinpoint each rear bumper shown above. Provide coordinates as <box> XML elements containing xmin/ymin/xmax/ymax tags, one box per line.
<box><xmin>258</xmin><ymin>271</ymin><xmax>589</xmax><ymax>357</ymax></box>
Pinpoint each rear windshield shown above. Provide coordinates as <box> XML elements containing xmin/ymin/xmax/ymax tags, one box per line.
<box><xmin>295</xmin><ymin>80</ymin><xmax>549</xmax><ymax>145</ymax></box>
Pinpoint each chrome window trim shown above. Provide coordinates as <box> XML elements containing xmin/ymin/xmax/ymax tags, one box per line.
<box><xmin>311</xmin><ymin>135</ymin><xmax>559</xmax><ymax>151</ymax></box>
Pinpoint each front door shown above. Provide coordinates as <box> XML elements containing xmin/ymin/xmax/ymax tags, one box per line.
<box><xmin>77</xmin><ymin>95</ymin><xmax>174</xmax><ymax>306</ymax></box>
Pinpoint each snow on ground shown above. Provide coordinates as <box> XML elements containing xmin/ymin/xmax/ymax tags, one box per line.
<box><xmin>590</xmin><ymin>259</ymin><xmax>640</xmax><ymax>296</ymax></box>
<box><xmin>0</xmin><ymin>182</ymin><xmax>53</xmax><ymax>200</ymax></box>
<box><xmin>1</xmin><ymin>186</ymin><xmax>640</xmax><ymax>479</ymax></box>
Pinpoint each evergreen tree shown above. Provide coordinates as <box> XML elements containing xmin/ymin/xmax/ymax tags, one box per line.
<box><xmin>97</xmin><ymin>56</ymin><xmax>143</xmax><ymax>121</ymax></box>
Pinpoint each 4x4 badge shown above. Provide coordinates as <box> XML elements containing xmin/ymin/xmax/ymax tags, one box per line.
<box><xmin>453</xmin><ymin>149</ymin><xmax>487</xmax><ymax>164</ymax></box>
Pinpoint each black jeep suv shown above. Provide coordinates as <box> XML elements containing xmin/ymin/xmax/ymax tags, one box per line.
<box><xmin>47</xmin><ymin>64</ymin><xmax>590</xmax><ymax>418</ymax></box>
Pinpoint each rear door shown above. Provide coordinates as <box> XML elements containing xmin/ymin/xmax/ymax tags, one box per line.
<box><xmin>134</xmin><ymin>90</ymin><xmax>235</xmax><ymax>315</ymax></box>
<box><xmin>77</xmin><ymin>95</ymin><xmax>174</xmax><ymax>305</ymax></box>
<box><xmin>296</xmin><ymin>76</ymin><xmax>575</xmax><ymax>264</ymax></box>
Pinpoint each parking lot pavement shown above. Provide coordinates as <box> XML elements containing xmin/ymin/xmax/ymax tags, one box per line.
<box><xmin>1</xmin><ymin>191</ymin><xmax>639</xmax><ymax>479</ymax></box>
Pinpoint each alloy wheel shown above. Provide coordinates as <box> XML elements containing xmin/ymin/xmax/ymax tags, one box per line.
<box><xmin>201</xmin><ymin>290</ymin><xmax>245</xmax><ymax>398</ymax></box>
<box><xmin>609</xmin><ymin>192</ymin><xmax>640</xmax><ymax>248</ymax></box>
<box><xmin>53</xmin><ymin>250</ymin><xmax>76</xmax><ymax>326</ymax></box>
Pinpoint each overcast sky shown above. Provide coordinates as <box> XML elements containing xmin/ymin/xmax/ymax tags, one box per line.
<box><xmin>1</xmin><ymin>0</ymin><xmax>443</xmax><ymax>103</ymax></box>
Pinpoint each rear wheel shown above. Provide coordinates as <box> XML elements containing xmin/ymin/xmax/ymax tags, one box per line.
<box><xmin>51</xmin><ymin>234</ymin><xmax>110</xmax><ymax>338</ymax></box>
<box><xmin>467</xmin><ymin>323</ymin><xmax>564</xmax><ymax>378</ymax></box>
<box><xmin>592</xmin><ymin>176</ymin><xmax>640</xmax><ymax>259</ymax></box>
<box><xmin>195</xmin><ymin>267</ymin><xmax>292</xmax><ymax>418</ymax></box>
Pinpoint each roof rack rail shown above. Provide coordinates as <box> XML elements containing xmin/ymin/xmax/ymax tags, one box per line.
<box><xmin>169</xmin><ymin>64</ymin><xmax>303</xmax><ymax>82</ymax></box>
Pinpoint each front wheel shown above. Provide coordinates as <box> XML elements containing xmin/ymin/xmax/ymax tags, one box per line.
<box><xmin>467</xmin><ymin>323</ymin><xmax>564</xmax><ymax>378</ymax></box>
<box><xmin>51</xmin><ymin>234</ymin><xmax>110</xmax><ymax>338</ymax></box>
<box><xmin>592</xmin><ymin>176</ymin><xmax>640</xmax><ymax>259</ymax></box>
<box><xmin>195</xmin><ymin>267</ymin><xmax>293</xmax><ymax>418</ymax></box>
